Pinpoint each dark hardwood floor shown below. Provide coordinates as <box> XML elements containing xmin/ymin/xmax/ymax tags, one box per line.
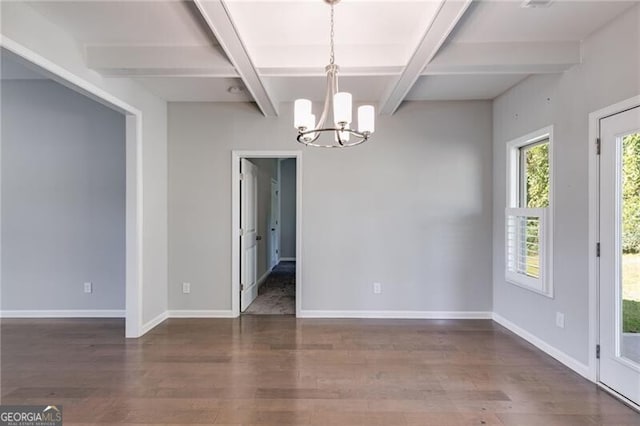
<box><xmin>1</xmin><ymin>317</ymin><xmax>639</xmax><ymax>425</ymax></box>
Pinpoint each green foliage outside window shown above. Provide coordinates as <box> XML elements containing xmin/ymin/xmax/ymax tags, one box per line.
<box><xmin>521</xmin><ymin>142</ymin><xmax>549</xmax><ymax>279</ymax></box>
<box><xmin>524</xmin><ymin>142</ymin><xmax>550</xmax><ymax>208</ymax></box>
<box><xmin>623</xmin><ymin>133</ymin><xmax>640</xmax><ymax>254</ymax></box>
<box><xmin>519</xmin><ymin>135</ymin><xmax>640</xmax><ymax>253</ymax></box>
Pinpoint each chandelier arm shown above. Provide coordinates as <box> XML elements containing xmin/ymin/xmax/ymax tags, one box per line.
<box><xmin>315</xmin><ymin>68</ymin><xmax>333</xmax><ymax>129</ymax></box>
<box><xmin>297</xmin><ymin>127</ymin><xmax>368</xmax><ymax>148</ymax></box>
<box><xmin>298</xmin><ymin>132</ymin><xmax>322</xmax><ymax>145</ymax></box>
<box><xmin>329</xmin><ymin>65</ymin><xmax>338</xmax><ymax>126</ymax></box>
<box><xmin>297</xmin><ymin>126</ymin><xmax>370</xmax><ymax>145</ymax></box>
<box><xmin>336</xmin><ymin>123</ymin><xmax>345</xmax><ymax>146</ymax></box>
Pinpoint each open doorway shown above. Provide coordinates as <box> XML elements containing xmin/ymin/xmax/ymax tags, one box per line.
<box><xmin>0</xmin><ymin>45</ymin><xmax>144</xmax><ymax>337</ymax></box>
<box><xmin>231</xmin><ymin>152</ymin><xmax>301</xmax><ymax>317</ymax></box>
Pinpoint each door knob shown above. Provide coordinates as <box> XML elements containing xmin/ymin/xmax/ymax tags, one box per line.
<box><xmin>271</xmin><ymin>228</ymin><xmax>276</xmax><ymax>231</ymax></box>
<box><xmin>256</xmin><ymin>236</ymin><xmax>262</xmax><ymax>241</ymax></box>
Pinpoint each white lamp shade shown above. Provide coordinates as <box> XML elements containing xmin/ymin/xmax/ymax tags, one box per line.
<box><xmin>358</xmin><ymin>105</ymin><xmax>375</xmax><ymax>134</ymax></box>
<box><xmin>306</xmin><ymin>114</ymin><xmax>316</xmax><ymax>134</ymax></box>
<box><xmin>294</xmin><ymin>99</ymin><xmax>312</xmax><ymax>129</ymax></box>
<box><xmin>333</xmin><ymin>92</ymin><xmax>352</xmax><ymax>125</ymax></box>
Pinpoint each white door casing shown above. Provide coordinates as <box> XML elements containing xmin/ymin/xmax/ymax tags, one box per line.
<box><xmin>240</xmin><ymin>159</ymin><xmax>259</xmax><ymax>312</ymax></box>
<box><xmin>599</xmin><ymin>105</ymin><xmax>640</xmax><ymax>406</ymax></box>
<box><xmin>231</xmin><ymin>151</ymin><xmax>302</xmax><ymax>318</ymax></box>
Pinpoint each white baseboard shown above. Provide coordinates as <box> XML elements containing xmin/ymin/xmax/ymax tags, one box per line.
<box><xmin>139</xmin><ymin>309</ymin><xmax>236</xmax><ymax>334</ymax></box>
<box><xmin>167</xmin><ymin>310</ymin><xmax>235</xmax><ymax>318</ymax></box>
<box><xmin>299</xmin><ymin>310</ymin><xmax>493</xmax><ymax>319</ymax></box>
<box><xmin>279</xmin><ymin>257</ymin><xmax>296</xmax><ymax>262</ymax></box>
<box><xmin>0</xmin><ymin>310</ymin><xmax>125</xmax><ymax>318</ymax></box>
<box><xmin>140</xmin><ymin>311</ymin><xmax>168</xmax><ymax>335</ymax></box>
<box><xmin>492</xmin><ymin>313</ymin><xmax>592</xmax><ymax>381</ymax></box>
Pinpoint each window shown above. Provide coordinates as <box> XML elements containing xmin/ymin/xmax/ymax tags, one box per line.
<box><xmin>506</xmin><ymin>127</ymin><xmax>553</xmax><ymax>297</ymax></box>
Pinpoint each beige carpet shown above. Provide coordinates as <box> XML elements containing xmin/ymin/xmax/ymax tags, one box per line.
<box><xmin>244</xmin><ymin>261</ymin><xmax>295</xmax><ymax>315</ymax></box>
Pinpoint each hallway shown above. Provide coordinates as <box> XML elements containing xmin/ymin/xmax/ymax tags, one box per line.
<box><xmin>244</xmin><ymin>261</ymin><xmax>295</xmax><ymax>315</ymax></box>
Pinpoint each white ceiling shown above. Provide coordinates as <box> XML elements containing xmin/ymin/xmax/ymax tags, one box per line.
<box><xmin>27</xmin><ymin>0</ymin><xmax>217</xmax><ymax>46</ymax></box>
<box><xmin>134</xmin><ymin>76</ymin><xmax>251</xmax><ymax>102</ymax></box>
<box><xmin>20</xmin><ymin>0</ymin><xmax>640</xmax><ymax>112</ymax></box>
<box><xmin>226</xmin><ymin>0</ymin><xmax>442</xmax><ymax>70</ymax></box>
<box><xmin>449</xmin><ymin>0</ymin><xmax>635</xmax><ymax>43</ymax></box>
<box><xmin>406</xmin><ymin>74</ymin><xmax>527</xmax><ymax>101</ymax></box>
<box><xmin>265</xmin><ymin>75</ymin><xmax>390</xmax><ymax>102</ymax></box>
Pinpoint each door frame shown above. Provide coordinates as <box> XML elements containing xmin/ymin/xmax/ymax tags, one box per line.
<box><xmin>1</xmin><ymin>37</ymin><xmax>144</xmax><ymax>338</ymax></box>
<box><xmin>231</xmin><ymin>151</ymin><xmax>302</xmax><ymax>317</ymax></box>
<box><xmin>588</xmin><ymin>95</ymin><xmax>640</xmax><ymax>393</ymax></box>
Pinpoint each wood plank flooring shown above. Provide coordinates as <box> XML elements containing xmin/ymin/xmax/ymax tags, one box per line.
<box><xmin>1</xmin><ymin>317</ymin><xmax>639</xmax><ymax>425</ymax></box>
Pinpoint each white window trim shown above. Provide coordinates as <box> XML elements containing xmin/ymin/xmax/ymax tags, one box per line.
<box><xmin>505</xmin><ymin>126</ymin><xmax>554</xmax><ymax>298</ymax></box>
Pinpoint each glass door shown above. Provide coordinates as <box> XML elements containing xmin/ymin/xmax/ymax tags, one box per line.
<box><xmin>599</xmin><ymin>106</ymin><xmax>640</xmax><ymax>405</ymax></box>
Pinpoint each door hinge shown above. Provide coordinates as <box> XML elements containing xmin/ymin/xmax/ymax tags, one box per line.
<box><xmin>240</xmin><ymin>229</ymin><xmax>245</xmax><ymax>236</ymax></box>
<box><xmin>596</xmin><ymin>242</ymin><xmax>600</xmax><ymax>257</ymax></box>
<box><xmin>596</xmin><ymin>344</ymin><xmax>600</xmax><ymax>359</ymax></box>
<box><xmin>240</xmin><ymin>283</ymin><xmax>244</xmax><ymax>291</ymax></box>
<box><xmin>240</xmin><ymin>173</ymin><xmax>245</xmax><ymax>181</ymax></box>
<box><xmin>596</xmin><ymin>138</ymin><xmax>601</xmax><ymax>155</ymax></box>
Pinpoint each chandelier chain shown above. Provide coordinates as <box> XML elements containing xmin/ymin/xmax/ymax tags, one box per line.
<box><xmin>329</xmin><ymin>3</ymin><xmax>335</xmax><ymax>65</ymax></box>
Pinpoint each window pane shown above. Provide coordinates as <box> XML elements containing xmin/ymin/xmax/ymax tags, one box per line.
<box><xmin>520</xmin><ymin>141</ymin><xmax>550</xmax><ymax>208</ymax></box>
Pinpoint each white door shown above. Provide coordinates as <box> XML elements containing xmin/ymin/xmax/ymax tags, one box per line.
<box><xmin>240</xmin><ymin>159</ymin><xmax>259</xmax><ymax>312</ymax></box>
<box><xmin>599</xmin><ymin>105</ymin><xmax>640</xmax><ymax>405</ymax></box>
<box><xmin>269</xmin><ymin>179</ymin><xmax>280</xmax><ymax>269</ymax></box>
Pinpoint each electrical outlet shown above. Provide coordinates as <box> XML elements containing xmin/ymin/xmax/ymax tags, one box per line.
<box><xmin>556</xmin><ymin>312</ymin><xmax>565</xmax><ymax>328</ymax></box>
<box><xmin>84</xmin><ymin>282</ymin><xmax>92</xmax><ymax>294</ymax></box>
<box><xmin>182</xmin><ymin>282</ymin><xmax>191</xmax><ymax>294</ymax></box>
<box><xmin>373</xmin><ymin>282</ymin><xmax>382</xmax><ymax>294</ymax></box>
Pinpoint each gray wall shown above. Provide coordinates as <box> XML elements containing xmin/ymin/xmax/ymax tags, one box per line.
<box><xmin>2</xmin><ymin>3</ymin><xmax>169</xmax><ymax>328</ymax></box>
<box><xmin>168</xmin><ymin>100</ymin><xmax>493</xmax><ymax>313</ymax></box>
<box><xmin>1</xmin><ymin>79</ymin><xmax>126</xmax><ymax>311</ymax></box>
<box><xmin>280</xmin><ymin>158</ymin><xmax>296</xmax><ymax>259</ymax></box>
<box><xmin>248</xmin><ymin>158</ymin><xmax>278</xmax><ymax>280</ymax></box>
<box><xmin>492</xmin><ymin>5</ymin><xmax>640</xmax><ymax>364</ymax></box>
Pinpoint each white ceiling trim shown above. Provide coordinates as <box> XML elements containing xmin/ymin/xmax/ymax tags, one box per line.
<box><xmin>378</xmin><ymin>0</ymin><xmax>473</xmax><ymax>115</ymax></box>
<box><xmin>86</xmin><ymin>45</ymin><xmax>238</xmax><ymax>78</ymax></box>
<box><xmin>192</xmin><ymin>0</ymin><xmax>278</xmax><ymax>116</ymax></box>
<box><xmin>423</xmin><ymin>41</ymin><xmax>581</xmax><ymax>75</ymax></box>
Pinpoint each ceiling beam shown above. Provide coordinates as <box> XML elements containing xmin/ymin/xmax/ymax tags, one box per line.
<box><xmin>258</xmin><ymin>66</ymin><xmax>404</xmax><ymax>78</ymax></box>
<box><xmin>423</xmin><ymin>41</ymin><xmax>581</xmax><ymax>75</ymax></box>
<box><xmin>86</xmin><ymin>46</ymin><xmax>238</xmax><ymax>77</ymax></box>
<box><xmin>378</xmin><ymin>0</ymin><xmax>473</xmax><ymax>115</ymax></box>
<box><xmin>192</xmin><ymin>0</ymin><xmax>278</xmax><ymax>116</ymax></box>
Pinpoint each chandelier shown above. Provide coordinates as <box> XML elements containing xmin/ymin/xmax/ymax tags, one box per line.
<box><xmin>294</xmin><ymin>0</ymin><xmax>375</xmax><ymax>148</ymax></box>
